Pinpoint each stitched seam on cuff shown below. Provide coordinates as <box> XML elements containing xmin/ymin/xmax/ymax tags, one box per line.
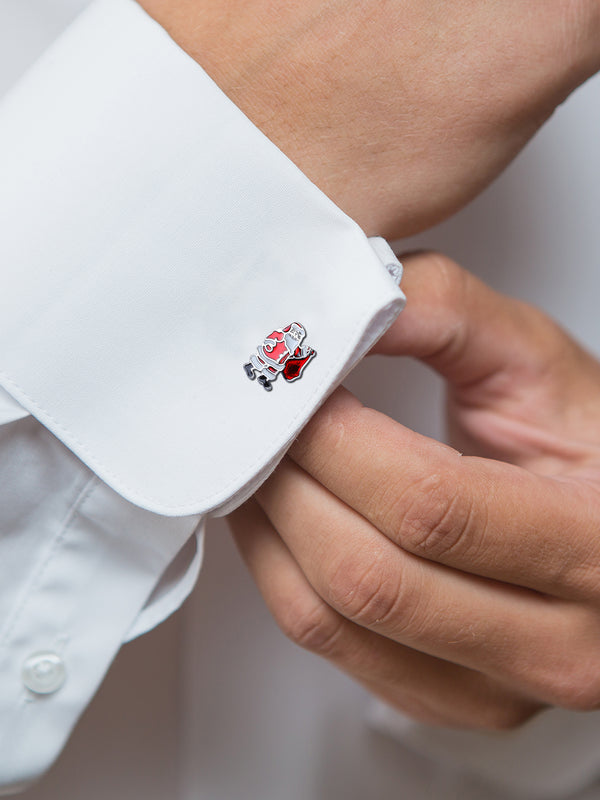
<box><xmin>0</xmin><ymin>300</ymin><xmax>399</xmax><ymax>513</ymax></box>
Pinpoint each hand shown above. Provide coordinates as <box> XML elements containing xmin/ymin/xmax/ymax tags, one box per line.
<box><xmin>229</xmin><ymin>252</ymin><xmax>600</xmax><ymax>730</ymax></box>
<box><xmin>137</xmin><ymin>0</ymin><xmax>600</xmax><ymax>238</ymax></box>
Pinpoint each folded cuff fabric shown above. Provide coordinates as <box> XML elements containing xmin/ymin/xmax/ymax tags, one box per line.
<box><xmin>0</xmin><ymin>0</ymin><xmax>405</xmax><ymax>519</ymax></box>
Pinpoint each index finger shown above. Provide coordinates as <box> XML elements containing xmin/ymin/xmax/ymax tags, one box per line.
<box><xmin>289</xmin><ymin>387</ymin><xmax>600</xmax><ymax>600</ymax></box>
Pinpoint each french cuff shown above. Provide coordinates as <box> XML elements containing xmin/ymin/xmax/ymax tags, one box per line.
<box><xmin>0</xmin><ymin>0</ymin><xmax>405</xmax><ymax>518</ymax></box>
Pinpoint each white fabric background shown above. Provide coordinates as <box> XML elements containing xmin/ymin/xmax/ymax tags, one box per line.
<box><xmin>5</xmin><ymin>2</ymin><xmax>600</xmax><ymax>798</ymax></box>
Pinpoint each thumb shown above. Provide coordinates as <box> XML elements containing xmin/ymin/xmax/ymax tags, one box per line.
<box><xmin>374</xmin><ymin>251</ymin><xmax>594</xmax><ymax>393</ymax></box>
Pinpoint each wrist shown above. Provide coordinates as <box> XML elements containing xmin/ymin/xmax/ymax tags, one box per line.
<box><xmin>135</xmin><ymin>0</ymin><xmax>600</xmax><ymax>241</ymax></box>
<box><xmin>135</xmin><ymin>0</ymin><xmax>381</xmax><ymax>232</ymax></box>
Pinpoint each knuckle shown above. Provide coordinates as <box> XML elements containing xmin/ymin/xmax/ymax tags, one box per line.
<box><xmin>325</xmin><ymin>549</ymin><xmax>410</xmax><ymax>631</ymax></box>
<box><xmin>386</xmin><ymin>471</ymin><xmax>479</xmax><ymax>563</ymax></box>
<box><xmin>276</xmin><ymin>597</ymin><xmax>346</xmax><ymax>657</ymax></box>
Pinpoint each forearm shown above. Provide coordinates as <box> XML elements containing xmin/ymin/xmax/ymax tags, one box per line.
<box><xmin>137</xmin><ymin>0</ymin><xmax>600</xmax><ymax>239</ymax></box>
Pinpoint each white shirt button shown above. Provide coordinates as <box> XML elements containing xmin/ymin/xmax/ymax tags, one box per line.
<box><xmin>22</xmin><ymin>652</ymin><xmax>66</xmax><ymax>695</ymax></box>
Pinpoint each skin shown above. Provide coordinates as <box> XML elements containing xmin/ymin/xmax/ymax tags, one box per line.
<box><xmin>137</xmin><ymin>0</ymin><xmax>600</xmax><ymax>237</ymax></box>
<box><xmin>230</xmin><ymin>253</ymin><xmax>600</xmax><ymax>730</ymax></box>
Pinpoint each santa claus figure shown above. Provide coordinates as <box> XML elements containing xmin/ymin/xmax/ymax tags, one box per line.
<box><xmin>244</xmin><ymin>322</ymin><xmax>316</xmax><ymax>392</ymax></box>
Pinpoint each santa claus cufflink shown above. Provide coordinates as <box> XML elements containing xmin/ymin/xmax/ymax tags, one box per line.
<box><xmin>243</xmin><ymin>322</ymin><xmax>316</xmax><ymax>392</ymax></box>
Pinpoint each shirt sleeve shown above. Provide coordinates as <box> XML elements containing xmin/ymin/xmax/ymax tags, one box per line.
<box><xmin>0</xmin><ymin>0</ymin><xmax>405</xmax><ymax>790</ymax></box>
<box><xmin>0</xmin><ymin>0</ymin><xmax>405</xmax><ymax>518</ymax></box>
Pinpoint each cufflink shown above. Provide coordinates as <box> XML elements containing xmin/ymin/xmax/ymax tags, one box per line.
<box><xmin>244</xmin><ymin>322</ymin><xmax>316</xmax><ymax>391</ymax></box>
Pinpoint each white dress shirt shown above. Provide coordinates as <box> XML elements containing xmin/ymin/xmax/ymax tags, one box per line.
<box><xmin>0</xmin><ymin>0</ymin><xmax>404</xmax><ymax>790</ymax></box>
<box><xmin>3</xmin><ymin>2</ymin><xmax>600</xmax><ymax>798</ymax></box>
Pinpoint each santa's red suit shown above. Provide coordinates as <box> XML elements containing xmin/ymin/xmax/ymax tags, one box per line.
<box><xmin>257</xmin><ymin>330</ymin><xmax>299</xmax><ymax>375</ymax></box>
<box><xmin>246</xmin><ymin>323</ymin><xmax>316</xmax><ymax>388</ymax></box>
